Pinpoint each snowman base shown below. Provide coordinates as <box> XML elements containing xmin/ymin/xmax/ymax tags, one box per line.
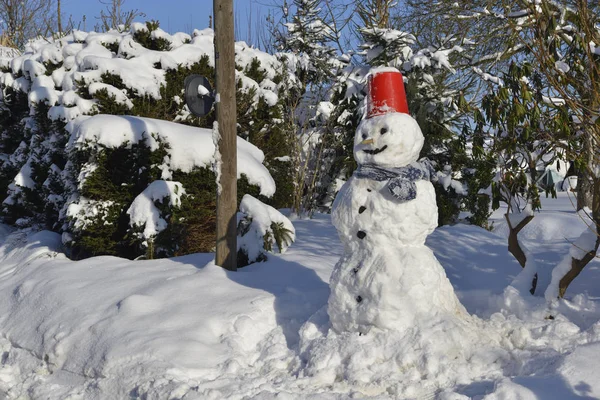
<box><xmin>328</xmin><ymin>243</ymin><xmax>468</xmax><ymax>334</ymax></box>
<box><xmin>298</xmin><ymin>305</ymin><xmax>506</xmax><ymax>398</ymax></box>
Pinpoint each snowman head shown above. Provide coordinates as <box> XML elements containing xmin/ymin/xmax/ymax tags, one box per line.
<box><xmin>353</xmin><ymin>68</ymin><xmax>424</xmax><ymax>168</ymax></box>
<box><xmin>354</xmin><ymin>113</ymin><xmax>424</xmax><ymax>168</ymax></box>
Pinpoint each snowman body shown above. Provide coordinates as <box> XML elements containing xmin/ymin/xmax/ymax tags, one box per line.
<box><xmin>332</xmin><ymin>177</ymin><xmax>436</xmax><ymax>247</ymax></box>
<box><xmin>328</xmin><ymin>112</ymin><xmax>467</xmax><ymax>334</ymax></box>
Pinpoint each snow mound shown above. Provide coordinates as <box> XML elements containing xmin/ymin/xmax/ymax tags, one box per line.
<box><xmin>0</xmin><ymin>228</ymin><xmax>301</xmax><ymax>399</ymax></box>
<box><xmin>299</xmin><ymin>307</ymin><xmax>507</xmax><ymax>398</ymax></box>
<box><xmin>66</xmin><ymin>114</ymin><xmax>276</xmax><ymax>196</ymax></box>
<box><xmin>493</xmin><ymin>211</ymin><xmax>589</xmax><ymax>241</ymax></box>
<box><xmin>558</xmin><ymin>342</ymin><xmax>600</xmax><ymax>398</ymax></box>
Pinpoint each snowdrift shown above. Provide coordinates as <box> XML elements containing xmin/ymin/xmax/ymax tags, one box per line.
<box><xmin>1</xmin><ymin>195</ymin><xmax>600</xmax><ymax>399</ymax></box>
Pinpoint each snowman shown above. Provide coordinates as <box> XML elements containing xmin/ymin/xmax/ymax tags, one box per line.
<box><xmin>328</xmin><ymin>67</ymin><xmax>468</xmax><ymax>334</ymax></box>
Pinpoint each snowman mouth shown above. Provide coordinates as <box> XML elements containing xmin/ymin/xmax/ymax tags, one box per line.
<box><xmin>363</xmin><ymin>145</ymin><xmax>388</xmax><ymax>155</ymax></box>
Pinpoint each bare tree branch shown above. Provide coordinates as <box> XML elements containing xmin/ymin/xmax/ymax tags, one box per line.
<box><xmin>96</xmin><ymin>0</ymin><xmax>145</xmax><ymax>32</ymax></box>
<box><xmin>0</xmin><ymin>0</ymin><xmax>55</xmax><ymax>48</ymax></box>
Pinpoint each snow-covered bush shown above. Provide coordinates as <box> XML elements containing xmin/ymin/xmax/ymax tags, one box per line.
<box><xmin>237</xmin><ymin>194</ymin><xmax>295</xmax><ymax>267</ymax></box>
<box><xmin>0</xmin><ymin>22</ymin><xmax>298</xmax><ymax>259</ymax></box>
<box><xmin>63</xmin><ymin>115</ymin><xmax>274</xmax><ymax>259</ymax></box>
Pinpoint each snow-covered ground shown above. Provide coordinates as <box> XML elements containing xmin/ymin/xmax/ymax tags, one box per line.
<box><xmin>1</xmin><ymin>192</ymin><xmax>600</xmax><ymax>399</ymax></box>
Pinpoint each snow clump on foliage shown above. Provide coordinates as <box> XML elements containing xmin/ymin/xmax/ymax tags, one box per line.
<box><xmin>237</xmin><ymin>194</ymin><xmax>295</xmax><ymax>266</ymax></box>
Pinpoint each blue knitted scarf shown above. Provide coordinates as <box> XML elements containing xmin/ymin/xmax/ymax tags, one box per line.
<box><xmin>354</xmin><ymin>163</ymin><xmax>430</xmax><ymax>202</ymax></box>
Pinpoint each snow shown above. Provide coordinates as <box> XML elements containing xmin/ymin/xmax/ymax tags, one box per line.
<box><xmin>568</xmin><ymin>228</ymin><xmax>598</xmax><ymax>260</ymax></box>
<box><xmin>494</xmin><ymin>209</ymin><xmax>586</xmax><ymax>242</ymax></box>
<box><xmin>543</xmin><ymin>95</ymin><xmax>566</xmax><ymax>106</ymax></box>
<box><xmin>473</xmin><ymin>67</ymin><xmax>504</xmax><ymax>86</ymax></box>
<box><xmin>562</xmin><ymin>175</ymin><xmax>578</xmax><ymax>191</ymax></box>
<box><xmin>236</xmin><ymin>74</ymin><xmax>280</xmax><ymax>107</ymax></box>
<box><xmin>0</xmin><ymin>46</ymin><xmax>19</xmax><ymax>67</ymax></box>
<box><xmin>82</xmin><ymin>55</ymin><xmax>165</xmax><ymax>99</ymax></box>
<box><xmin>66</xmin><ymin>114</ymin><xmax>275</xmax><ymax>197</ymax></box>
<box><xmin>65</xmin><ymin>199</ymin><xmax>117</xmax><ymax>231</ymax></box>
<box><xmin>558</xmin><ymin>343</ymin><xmax>600</xmax><ymax>398</ymax></box>
<box><xmin>197</xmin><ymin>83</ymin><xmax>210</xmax><ymax>96</ymax></box>
<box><xmin>316</xmin><ymin>101</ymin><xmax>334</xmax><ymax>120</ymax></box>
<box><xmin>29</xmin><ymin>75</ymin><xmax>59</xmax><ymax>106</ymax></box>
<box><xmin>1</xmin><ymin>194</ymin><xmax>599</xmax><ymax>398</ymax></box>
<box><xmin>88</xmin><ymin>82</ymin><xmax>133</xmax><ymax>109</ymax></box>
<box><xmin>127</xmin><ymin>180</ymin><xmax>185</xmax><ymax>242</ymax></box>
<box><xmin>366</xmin><ymin>66</ymin><xmax>401</xmax><ymax>76</ymax></box>
<box><xmin>590</xmin><ymin>41</ymin><xmax>600</xmax><ymax>56</ymax></box>
<box><xmin>212</xmin><ymin>121</ymin><xmax>222</xmax><ymax>195</ymax></box>
<box><xmin>410</xmin><ymin>46</ymin><xmax>462</xmax><ymax>74</ymax></box>
<box><xmin>544</xmin><ymin>224</ymin><xmax>599</xmax><ymax>301</ymax></box>
<box><xmin>12</xmin><ymin>161</ymin><xmax>35</xmax><ymax>190</ymax></box>
<box><xmin>22</xmin><ymin>59</ymin><xmax>46</xmax><ymax>79</ymax></box>
<box><xmin>435</xmin><ymin>167</ymin><xmax>468</xmax><ymax>195</ymax></box>
<box><xmin>506</xmin><ymin>207</ymin><xmax>534</xmax><ymax>228</ymax></box>
<box><xmin>555</xmin><ymin>60</ymin><xmax>571</xmax><ymax>73</ymax></box>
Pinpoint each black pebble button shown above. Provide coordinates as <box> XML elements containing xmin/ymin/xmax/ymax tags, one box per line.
<box><xmin>356</xmin><ymin>295</ymin><xmax>363</xmax><ymax>303</ymax></box>
<box><xmin>357</xmin><ymin>231</ymin><xmax>366</xmax><ymax>239</ymax></box>
<box><xmin>359</xmin><ymin>206</ymin><xmax>366</xmax><ymax>214</ymax></box>
<box><xmin>367</xmin><ymin>189</ymin><xmax>372</xmax><ymax>192</ymax></box>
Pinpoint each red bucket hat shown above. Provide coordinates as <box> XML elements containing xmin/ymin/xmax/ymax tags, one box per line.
<box><xmin>366</xmin><ymin>68</ymin><xmax>409</xmax><ymax>118</ymax></box>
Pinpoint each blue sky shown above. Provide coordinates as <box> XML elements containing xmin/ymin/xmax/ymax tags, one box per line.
<box><xmin>61</xmin><ymin>0</ymin><xmax>271</xmax><ymax>43</ymax></box>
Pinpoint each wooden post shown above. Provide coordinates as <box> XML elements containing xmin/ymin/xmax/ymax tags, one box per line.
<box><xmin>57</xmin><ymin>0</ymin><xmax>62</xmax><ymax>33</ymax></box>
<box><xmin>214</xmin><ymin>0</ymin><xmax>237</xmax><ymax>271</ymax></box>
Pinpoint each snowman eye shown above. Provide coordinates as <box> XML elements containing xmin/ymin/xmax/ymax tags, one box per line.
<box><xmin>380</xmin><ymin>127</ymin><xmax>388</xmax><ymax>135</ymax></box>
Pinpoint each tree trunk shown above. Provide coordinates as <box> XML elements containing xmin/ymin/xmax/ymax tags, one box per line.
<box><xmin>559</xmin><ymin>239</ymin><xmax>600</xmax><ymax>297</ymax></box>
<box><xmin>577</xmin><ymin>169</ymin><xmax>594</xmax><ymax>210</ymax></box>
<box><xmin>577</xmin><ymin>136</ymin><xmax>594</xmax><ymax>210</ymax></box>
<box><xmin>506</xmin><ymin>214</ymin><xmax>534</xmax><ymax>268</ymax></box>
<box><xmin>559</xmin><ymin>176</ymin><xmax>600</xmax><ymax>297</ymax></box>
<box><xmin>506</xmin><ymin>213</ymin><xmax>537</xmax><ymax>294</ymax></box>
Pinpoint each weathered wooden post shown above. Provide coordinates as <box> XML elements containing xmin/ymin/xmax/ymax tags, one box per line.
<box><xmin>213</xmin><ymin>0</ymin><xmax>237</xmax><ymax>271</ymax></box>
<box><xmin>184</xmin><ymin>1</ymin><xmax>237</xmax><ymax>271</ymax></box>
